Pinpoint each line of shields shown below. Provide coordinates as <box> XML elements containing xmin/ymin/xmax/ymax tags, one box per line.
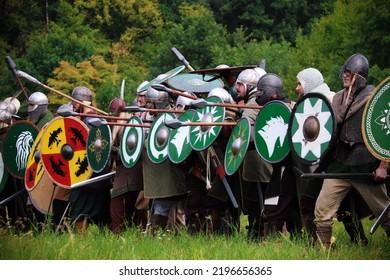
<box><xmin>1</xmin><ymin>68</ymin><xmax>389</xmax><ymax>233</ymax></box>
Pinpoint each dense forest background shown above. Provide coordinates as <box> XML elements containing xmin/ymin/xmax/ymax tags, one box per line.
<box><xmin>0</xmin><ymin>0</ymin><xmax>389</xmax><ymax>111</ymax></box>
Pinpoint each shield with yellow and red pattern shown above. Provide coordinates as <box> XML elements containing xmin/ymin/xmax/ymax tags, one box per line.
<box><xmin>40</xmin><ymin>117</ymin><xmax>92</xmax><ymax>188</ymax></box>
<box><xmin>24</xmin><ymin>123</ymin><xmax>49</xmax><ymax>191</ymax></box>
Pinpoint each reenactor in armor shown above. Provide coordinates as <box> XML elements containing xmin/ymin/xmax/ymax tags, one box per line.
<box><xmin>108</xmin><ymin>97</ymin><xmax>146</xmax><ymax>234</ymax></box>
<box><xmin>0</xmin><ymin>97</ymin><xmax>27</xmax><ymax>228</ymax></box>
<box><xmin>314</xmin><ymin>54</ymin><xmax>390</xmax><ymax>248</ymax></box>
<box><xmin>204</xmin><ymin>87</ymin><xmax>241</xmax><ymax>235</ymax></box>
<box><xmin>235</xmin><ymin>68</ymin><xmax>272</xmax><ymax>240</ymax></box>
<box><xmin>27</xmin><ymin>92</ymin><xmax>53</xmax><ymax>129</ymax></box>
<box><xmin>254</xmin><ymin>73</ymin><xmax>302</xmax><ymax>238</ymax></box>
<box><xmin>68</xmin><ymin>86</ymin><xmax>113</xmax><ymax>234</ymax></box>
<box><xmin>142</xmin><ymin>86</ymin><xmax>187</xmax><ymax>234</ymax></box>
<box><xmin>294</xmin><ymin>67</ymin><xmax>370</xmax><ymax>244</ymax></box>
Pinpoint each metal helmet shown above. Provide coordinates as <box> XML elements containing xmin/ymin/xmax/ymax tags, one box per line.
<box><xmin>208</xmin><ymin>87</ymin><xmax>233</xmax><ymax>103</ymax></box>
<box><xmin>3</xmin><ymin>97</ymin><xmax>20</xmax><ymax>115</ymax></box>
<box><xmin>236</xmin><ymin>69</ymin><xmax>260</xmax><ymax>87</ymax></box>
<box><xmin>256</xmin><ymin>73</ymin><xmax>283</xmax><ymax>105</ymax></box>
<box><xmin>28</xmin><ymin>92</ymin><xmax>48</xmax><ymax>112</ymax></box>
<box><xmin>254</xmin><ymin>67</ymin><xmax>267</xmax><ymax>79</ymax></box>
<box><xmin>71</xmin><ymin>86</ymin><xmax>92</xmax><ymax>102</ymax></box>
<box><xmin>137</xmin><ymin>81</ymin><xmax>149</xmax><ymax>96</ymax></box>
<box><xmin>109</xmin><ymin>98</ymin><xmax>126</xmax><ymax>115</ymax></box>
<box><xmin>215</xmin><ymin>64</ymin><xmax>230</xmax><ymax>69</ymax></box>
<box><xmin>339</xmin><ymin>53</ymin><xmax>369</xmax><ymax>78</ymax></box>
<box><xmin>0</xmin><ymin>109</ymin><xmax>12</xmax><ymax>124</ymax></box>
<box><xmin>176</xmin><ymin>93</ymin><xmax>195</xmax><ymax>109</ymax></box>
<box><xmin>146</xmin><ymin>87</ymin><xmax>169</xmax><ymax>109</ymax></box>
<box><xmin>56</xmin><ymin>103</ymin><xmax>73</xmax><ymax>115</ymax></box>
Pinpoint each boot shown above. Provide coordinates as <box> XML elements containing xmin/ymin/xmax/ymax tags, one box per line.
<box><xmin>316</xmin><ymin>225</ymin><xmax>333</xmax><ymax>249</ymax></box>
<box><xmin>75</xmin><ymin>217</ymin><xmax>88</xmax><ymax>236</ymax></box>
<box><xmin>343</xmin><ymin>219</ymin><xmax>368</xmax><ymax>245</ymax></box>
<box><xmin>151</xmin><ymin>214</ymin><xmax>168</xmax><ymax>235</ymax></box>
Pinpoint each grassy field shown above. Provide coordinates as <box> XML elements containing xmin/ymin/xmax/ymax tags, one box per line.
<box><xmin>0</xmin><ymin>217</ymin><xmax>389</xmax><ymax>260</ymax></box>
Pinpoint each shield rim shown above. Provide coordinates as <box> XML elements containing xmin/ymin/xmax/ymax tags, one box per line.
<box><xmin>168</xmin><ymin>109</ymin><xmax>196</xmax><ymax>164</ymax></box>
<box><xmin>138</xmin><ymin>65</ymin><xmax>185</xmax><ymax>92</ymax></box>
<box><xmin>0</xmin><ymin>141</ymin><xmax>9</xmax><ymax>194</ymax></box>
<box><xmin>147</xmin><ymin>112</ymin><xmax>176</xmax><ymax>164</ymax></box>
<box><xmin>120</xmin><ymin>116</ymin><xmax>145</xmax><ymax>168</ymax></box>
<box><xmin>254</xmin><ymin>100</ymin><xmax>291</xmax><ymax>163</ymax></box>
<box><xmin>40</xmin><ymin>116</ymin><xmax>92</xmax><ymax>188</ymax></box>
<box><xmin>2</xmin><ymin>120</ymin><xmax>39</xmax><ymax>179</ymax></box>
<box><xmin>190</xmin><ymin>65</ymin><xmax>257</xmax><ymax>75</ymax></box>
<box><xmin>288</xmin><ymin>92</ymin><xmax>337</xmax><ymax>166</ymax></box>
<box><xmin>224</xmin><ymin>116</ymin><xmax>251</xmax><ymax>175</ymax></box>
<box><xmin>27</xmin><ymin>171</ymin><xmax>56</xmax><ymax>214</ymax></box>
<box><xmin>362</xmin><ymin>76</ymin><xmax>390</xmax><ymax>162</ymax></box>
<box><xmin>167</xmin><ymin>73</ymin><xmax>224</xmax><ymax>94</ymax></box>
<box><xmin>189</xmin><ymin>96</ymin><xmax>226</xmax><ymax>151</ymax></box>
<box><xmin>24</xmin><ymin>123</ymin><xmax>49</xmax><ymax>191</ymax></box>
<box><xmin>87</xmin><ymin>123</ymin><xmax>112</xmax><ymax>173</ymax></box>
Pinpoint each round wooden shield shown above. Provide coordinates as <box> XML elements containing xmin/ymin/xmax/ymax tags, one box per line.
<box><xmin>2</xmin><ymin>120</ymin><xmax>39</xmax><ymax>179</ymax></box>
<box><xmin>288</xmin><ymin>93</ymin><xmax>336</xmax><ymax>165</ymax></box>
<box><xmin>87</xmin><ymin>122</ymin><xmax>112</xmax><ymax>172</ymax></box>
<box><xmin>224</xmin><ymin>116</ymin><xmax>251</xmax><ymax>175</ymax></box>
<box><xmin>0</xmin><ymin>141</ymin><xmax>9</xmax><ymax>194</ymax></box>
<box><xmin>168</xmin><ymin>109</ymin><xmax>196</xmax><ymax>163</ymax></box>
<box><xmin>254</xmin><ymin>101</ymin><xmax>291</xmax><ymax>163</ymax></box>
<box><xmin>28</xmin><ymin>171</ymin><xmax>56</xmax><ymax>214</ymax></box>
<box><xmin>147</xmin><ymin>113</ymin><xmax>176</xmax><ymax>163</ymax></box>
<box><xmin>167</xmin><ymin>73</ymin><xmax>224</xmax><ymax>94</ymax></box>
<box><xmin>120</xmin><ymin>116</ymin><xmax>145</xmax><ymax>168</ymax></box>
<box><xmin>138</xmin><ymin>66</ymin><xmax>185</xmax><ymax>92</ymax></box>
<box><xmin>40</xmin><ymin>117</ymin><xmax>92</xmax><ymax>188</ymax></box>
<box><xmin>189</xmin><ymin>96</ymin><xmax>226</xmax><ymax>151</ymax></box>
<box><xmin>25</xmin><ymin>123</ymin><xmax>49</xmax><ymax>191</ymax></box>
<box><xmin>362</xmin><ymin>76</ymin><xmax>390</xmax><ymax>162</ymax></box>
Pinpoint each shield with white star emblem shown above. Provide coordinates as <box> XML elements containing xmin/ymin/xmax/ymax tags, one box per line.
<box><xmin>87</xmin><ymin>122</ymin><xmax>112</xmax><ymax>172</ymax></box>
<box><xmin>254</xmin><ymin>101</ymin><xmax>291</xmax><ymax>163</ymax></box>
<box><xmin>189</xmin><ymin>96</ymin><xmax>226</xmax><ymax>151</ymax></box>
<box><xmin>288</xmin><ymin>93</ymin><xmax>336</xmax><ymax>165</ymax></box>
<box><xmin>168</xmin><ymin>109</ymin><xmax>195</xmax><ymax>164</ymax></box>
<box><xmin>147</xmin><ymin>112</ymin><xmax>176</xmax><ymax>163</ymax></box>
<box><xmin>120</xmin><ymin>116</ymin><xmax>145</xmax><ymax>168</ymax></box>
<box><xmin>224</xmin><ymin>116</ymin><xmax>251</xmax><ymax>175</ymax></box>
<box><xmin>362</xmin><ymin>76</ymin><xmax>390</xmax><ymax>162</ymax></box>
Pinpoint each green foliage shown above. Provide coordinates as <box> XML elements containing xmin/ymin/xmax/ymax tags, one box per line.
<box><xmin>47</xmin><ymin>55</ymin><xmax>119</xmax><ymax>109</ymax></box>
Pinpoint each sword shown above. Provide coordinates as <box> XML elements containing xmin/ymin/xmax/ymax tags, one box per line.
<box><xmin>70</xmin><ymin>171</ymin><xmax>116</xmax><ymax>189</ymax></box>
<box><xmin>370</xmin><ymin>203</ymin><xmax>390</xmax><ymax>234</ymax></box>
<box><xmin>208</xmin><ymin>147</ymin><xmax>239</xmax><ymax>208</ymax></box>
<box><xmin>292</xmin><ymin>166</ymin><xmax>389</xmax><ymax>181</ymax></box>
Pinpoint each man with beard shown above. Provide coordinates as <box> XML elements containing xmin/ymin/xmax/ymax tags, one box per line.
<box><xmin>235</xmin><ymin>68</ymin><xmax>272</xmax><ymax>240</ymax></box>
<box><xmin>27</xmin><ymin>92</ymin><xmax>53</xmax><ymax>129</ymax></box>
<box><xmin>314</xmin><ymin>54</ymin><xmax>390</xmax><ymax>248</ymax></box>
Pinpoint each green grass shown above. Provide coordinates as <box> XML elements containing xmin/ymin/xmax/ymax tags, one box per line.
<box><xmin>0</xmin><ymin>217</ymin><xmax>389</xmax><ymax>260</ymax></box>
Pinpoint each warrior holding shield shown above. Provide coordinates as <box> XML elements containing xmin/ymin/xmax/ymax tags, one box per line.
<box><xmin>314</xmin><ymin>54</ymin><xmax>390</xmax><ymax>248</ymax></box>
<box><xmin>235</xmin><ymin>68</ymin><xmax>272</xmax><ymax>240</ymax></box>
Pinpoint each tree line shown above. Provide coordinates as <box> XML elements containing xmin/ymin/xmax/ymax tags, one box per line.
<box><xmin>0</xmin><ymin>0</ymin><xmax>389</xmax><ymax>111</ymax></box>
